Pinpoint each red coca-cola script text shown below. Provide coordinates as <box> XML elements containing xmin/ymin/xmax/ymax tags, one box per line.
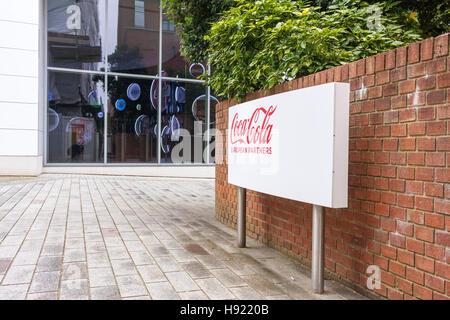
<box><xmin>230</xmin><ymin>106</ymin><xmax>276</xmax><ymax>145</ymax></box>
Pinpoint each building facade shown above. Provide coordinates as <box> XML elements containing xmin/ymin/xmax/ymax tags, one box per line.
<box><xmin>0</xmin><ymin>0</ymin><xmax>215</xmax><ymax>178</ymax></box>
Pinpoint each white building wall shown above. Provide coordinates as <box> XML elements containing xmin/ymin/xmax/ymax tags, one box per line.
<box><xmin>0</xmin><ymin>0</ymin><xmax>43</xmax><ymax>175</ymax></box>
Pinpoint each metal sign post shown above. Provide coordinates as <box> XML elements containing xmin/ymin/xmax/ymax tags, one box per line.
<box><xmin>237</xmin><ymin>187</ymin><xmax>247</xmax><ymax>248</ymax></box>
<box><xmin>312</xmin><ymin>205</ymin><xmax>325</xmax><ymax>294</ymax></box>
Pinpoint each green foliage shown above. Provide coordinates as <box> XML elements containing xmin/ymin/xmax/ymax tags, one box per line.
<box><xmin>162</xmin><ymin>0</ymin><xmax>234</xmax><ymax>63</ymax></box>
<box><xmin>207</xmin><ymin>0</ymin><xmax>422</xmax><ymax>99</ymax></box>
<box><xmin>319</xmin><ymin>0</ymin><xmax>449</xmax><ymax>37</ymax></box>
<box><xmin>162</xmin><ymin>0</ymin><xmax>447</xmax><ymax>71</ymax></box>
<box><xmin>430</xmin><ymin>1</ymin><xmax>450</xmax><ymax>37</ymax></box>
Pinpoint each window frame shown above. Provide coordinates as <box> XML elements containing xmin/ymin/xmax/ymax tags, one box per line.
<box><xmin>134</xmin><ymin>0</ymin><xmax>145</xmax><ymax>28</ymax></box>
<box><xmin>43</xmin><ymin>0</ymin><xmax>213</xmax><ymax>167</ymax></box>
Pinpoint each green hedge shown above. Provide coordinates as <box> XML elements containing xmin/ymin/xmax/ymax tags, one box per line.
<box><xmin>207</xmin><ymin>0</ymin><xmax>422</xmax><ymax>99</ymax></box>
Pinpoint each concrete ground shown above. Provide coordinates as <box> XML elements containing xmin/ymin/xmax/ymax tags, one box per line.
<box><xmin>0</xmin><ymin>174</ymin><xmax>366</xmax><ymax>300</ymax></box>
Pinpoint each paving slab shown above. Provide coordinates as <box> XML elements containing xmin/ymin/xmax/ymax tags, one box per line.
<box><xmin>179</xmin><ymin>290</ymin><xmax>209</xmax><ymax>300</ymax></box>
<box><xmin>210</xmin><ymin>268</ymin><xmax>247</xmax><ymax>288</ymax></box>
<box><xmin>63</xmin><ymin>249</ymin><xmax>86</xmax><ymax>263</ymax></box>
<box><xmin>146</xmin><ymin>281</ymin><xmax>179</xmax><ymax>300</ymax></box>
<box><xmin>196</xmin><ymin>255</ymin><xmax>226</xmax><ymax>270</ymax></box>
<box><xmin>29</xmin><ymin>271</ymin><xmax>60</xmax><ymax>294</ymax></box>
<box><xmin>60</xmin><ymin>279</ymin><xmax>89</xmax><ymax>300</ymax></box>
<box><xmin>88</xmin><ymin>267</ymin><xmax>116</xmax><ymax>288</ymax></box>
<box><xmin>36</xmin><ymin>256</ymin><xmax>62</xmax><ymax>272</ymax></box>
<box><xmin>123</xmin><ymin>295</ymin><xmax>151</xmax><ymax>300</ymax></box>
<box><xmin>27</xmin><ymin>291</ymin><xmax>58</xmax><ymax>300</ymax></box>
<box><xmin>241</xmin><ymin>274</ymin><xmax>285</xmax><ymax>298</ymax></box>
<box><xmin>230</xmin><ymin>286</ymin><xmax>264</xmax><ymax>300</ymax></box>
<box><xmin>137</xmin><ymin>265</ymin><xmax>166</xmax><ymax>283</ymax></box>
<box><xmin>0</xmin><ymin>258</ymin><xmax>12</xmax><ymax>275</ymax></box>
<box><xmin>2</xmin><ymin>265</ymin><xmax>35</xmax><ymax>285</ymax></box>
<box><xmin>0</xmin><ymin>175</ymin><xmax>367</xmax><ymax>300</ymax></box>
<box><xmin>169</xmin><ymin>249</ymin><xmax>197</xmax><ymax>263</ymax></box>
<box><xmin>165</xmin><ymin>271</ymin><xmax>199</xmax><ymax>292</ymax></box>
<box><xmin>182</xmin><ymin>262</ymin><xmax>213</xmax><ymax>279</ymax></box>
<box><xmin>116</xmin><ymin>275</ymin><xmax>148</xmax><ymax>298</ymax></box>
<box><xmin>61</xmin><ymin>263</ymin><xmax>88</xmax><ymax>281</ymax></box>
<box><xmin>195</xmin><ymin>278</ymin><xmax>235</xmax><ymax>300</ymax></box>
<box><xmin>12</xmin><ymin>250</ymin><xmax>40</xmax><ymax>266</ymax></box>
<box><xmin>129</xmin><ymin>251</ymin><xmax>155</xmax><ymax>266</ymax></box>
<box><xmin>0</xmin><ymin>246</ymin><xmax>19</xmax><ymax>259</ymax></box>
<box><xmin>111</xmin><ymin>259</ymin><xmax>138</xmax><ymax>276</ymax></box>
<box><xmin>87</xmin><ymin>253</ymin><xmax>110</xmax><ymax>268</ymax></box>
<box><xmin>0</xmin><ymin>284</ymin><xmax>28</xmax><ymax>299</ymax></box>
<box><xmin>155</xmin><ymin>256</ymin><xmax>183</xmax><ymax>273</ymax></box>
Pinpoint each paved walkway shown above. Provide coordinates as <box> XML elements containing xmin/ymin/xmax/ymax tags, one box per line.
<box><xmin>0</xmin><ymin>175</ymin><xmax>366</xmax><ymax>300</ymax></box>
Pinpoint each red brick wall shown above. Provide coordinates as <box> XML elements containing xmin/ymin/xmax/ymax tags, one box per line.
<box><xmin>215</xmin><ymin>34</ymin><xmax>450</xmax><ymax>300</ymax></box>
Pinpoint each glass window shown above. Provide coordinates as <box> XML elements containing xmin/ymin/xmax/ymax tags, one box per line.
<box><xmin>45</xmin><ymin>0</ymin><xmax>213</xmax><ymax>165</ymax></box>
<box><xmin>161</xmin><ymin>19</ymin><xmax>207</xmax><ymax>80</ymax></box>
<box><xmin>47</xmin><ymin>0</ymin><xmax>106</xmax><ymax>71</ymax></box>
<box><xmin>106</xmin><ymin>0</ymin><xmax>159</xmax><ymax>75</ymax></box>
<box><xmin>106</xmin><ymin>76</ymin><xmax>158</xmax><ymax>163</ymax></box>
<box><xmin>162</xmin><ymin>20</ymin><xmax>175</xmax><ymax>32</ymax></box>
<box><xmin>158</xmin><ymin>80</ymin><xmax>211</xmax><ymax>164</ymax></box>
<box><xmin>206</xmin><ymin>88</ymin><xmax>221</xmax><ymax>164</ymax></box>
<box><xmin>161</xmin><ymin>10</ymin><xmax>190</xmax><ymax>79</ymax></box>
<box><xmin>134</xmin><ymin>0</ymin><xmax>145</xmax><ymax>28</ymax></box>
<box><xmin>47</xmin><ymin>71</ymin><xmax>105</xmax><ymax>163</ymax></box>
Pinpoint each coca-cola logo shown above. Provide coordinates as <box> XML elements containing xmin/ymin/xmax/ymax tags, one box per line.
<box><xmin>230</xmin><ymin>106</ymin><xmax>277</xmax><ymax>145</ymax></box>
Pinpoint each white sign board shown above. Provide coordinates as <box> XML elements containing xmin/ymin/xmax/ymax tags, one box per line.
<box><xmin>227</xmin><ymin>82</ymin><xmax>349</xmax><ymax>208</ymax></box>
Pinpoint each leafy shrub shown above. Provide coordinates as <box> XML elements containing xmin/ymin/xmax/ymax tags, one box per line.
<box><xmin>207</xmin><ymin>0</ymin><xmax>422</xmax><ymax>99</ymax></box>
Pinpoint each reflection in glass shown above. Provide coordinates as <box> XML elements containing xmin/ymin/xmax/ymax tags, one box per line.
<box><xmin>45</xmin><ymin>1</ymin><xmax>214</xmax><ymax>165</ymax></box>
<box><xmin>134</xmin><ymin>0</ymin><xmax>145</xmax><ymax>28</ymax></box>
<box><xmin>107</xmin><ymin>0</ymin><xmax>159</xmax><ymax>75</ymax></box>
<box><xmin>156</xmin><ymin>81</ymin><xmax>213</xmax><ymax>164</ymax></box>
<box><xmin>161</xmin><ymin>10</ymin><xmax>208</xmax><ymax>79</ymax></box>
<box><xmin>47</xmin><ymin>0</ymin><xmax>106</xmax><ymax>71</ymax></box>
<box><xmin>107</xmin><ymin>76</ymin><xmax>158</xmax><ymax>163</ymax></box>
<box><xmin>192</xmin><ymin>94</ymin><xmax>218</xmax><ymax>126</ymax></box>
<box><xmin>47</xmin><ymin>71</ymin><xmax>105</xmax><ymax>163</ymax></box>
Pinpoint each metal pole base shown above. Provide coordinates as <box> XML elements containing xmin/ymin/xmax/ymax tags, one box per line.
<box><xmin>312</xmin><ymin>205</ymin><xmax>325</xmax><ymax>294</ymax></box>
<box><xmin>237</xmin><ymin>187</ymin><xmax>246</xmax><ymax>248</ymax></box>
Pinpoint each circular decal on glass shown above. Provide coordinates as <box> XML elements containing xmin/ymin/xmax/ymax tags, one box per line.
<box><xmin>115</xmin><ymin>99</ymin><xmax>126</xmax><ymax>111</ymax></box>
<box><xmin>150</xmin><ymin>79</ymin><xmax>158</xmax><ymax>110</ymax></box>
<box><xmin>48</xmin><ymin>108</ymin><xmax>60</xmax><ymax>132</ymax></box>
<box><xmin>127</xmin><ymin>83</ymin><xmax>141</xmax><ymax>101</ymax></box>
<box><xmin>136</xmin><ymin>104</ymin><xmax>142</xmax><ymax>111</ymax></box>
<box><xmin>135</xmin><ymin>115</ymin><xmax>155</xmax><ymax>137</ymax></box>
<box><xmin>189</xmin><ymin>63</ymin><xmax>206</xmax><ymax>78</ymax></box>
<box><xmin>150</xmin><ymin>75</ymin><xmax>170</xmax><ymax>113</ymax></box>
<box><xmin>175</xmin><ymin>86</ymin><xmax>186</xmax><ymax>104</ymax></box>
<box><xmin>135</xmin><ymin>115</ymin><xmax>145</xmax><ymax>136</ymax></box>
<box><xmin>161</xmin><ymin>125</ymin><xmax>171</xmax><ymax>154</ymax></box>
<box><xmin>98</xmin><ymin>112</ymin><xmax>104</xmax><ymax>118</ymax></box>
<box><xmin>192</xmin><ymin>95</ymin><xmax>219</xmax><ymax>125</ymax></box>
<box><xmin>170</xmin><ymin>115</ymin><xmax>181</xmax><ymax>140</ymax></box>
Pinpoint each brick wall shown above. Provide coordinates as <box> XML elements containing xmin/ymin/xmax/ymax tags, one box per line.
<box><xmin>215</xmin><ymin>34</ymin><xmax>450</xmax><ymax>300</ymax></box>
